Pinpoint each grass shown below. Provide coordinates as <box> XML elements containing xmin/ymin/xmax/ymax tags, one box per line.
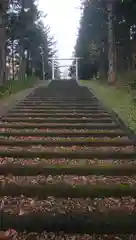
<box><xmin>0</xmin><ymin>77</ymin><xmax>37</xmax><ymax>99</ymax></box>
<box><xmin>80</xmin><ymin>80</ymin><xmax>136</xmax><ymax>132</ymax></box>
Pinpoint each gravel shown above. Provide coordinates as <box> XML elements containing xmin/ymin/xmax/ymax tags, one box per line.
<box><xmin>1</xmin><ymin>175</ymin><xmax>136</xmax><ymax>186</ymax></box>
<box><xmin>2</xmin><ymin>117</ymin><xmax>110</xmax><ymax>120</ymax></box>
<box><xmin>0</xmin><ymin>145</ymin><xmax>134</xmax><ymax>153</ymax></box>
<box><xmin>0</xmin><ymin>136</ymin><xmax>129</xmax><ymax>141</ymax></box>
<box><xmin>0</xmin><ymin>158</ymin><xmax>136</xmax><ymax>166</ymax></box>
<box><xmin>0</xmin><ymin>122</ymin><xmax>116</xmax><ymax>127</ymax></box>
<box><xmin>1</xmin><ymin>196</ymin><xmax>136</xmax><ymax>215</ymax></box>
<box><xmin>3</xmin><ymin>231</ymin><xmax>136</xmax><ymax>240</ymax></box>
<box><xmin>0</xmin><ymin>122</ymin><xmax>97</xmax><ymax>126</ymax></box>
<box><xmin>0</xmin><ymin>128</ymin><xmax>123</xmax><ymax>133</ymax></box>
<box><xmin>8</xmin><ymin>113</ymin><xmax>109</xmax><ymax>116</ymax></box>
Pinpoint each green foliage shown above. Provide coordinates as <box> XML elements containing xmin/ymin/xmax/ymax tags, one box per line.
<box><xmin>0</xmin><ymin>77</ymin><xmax>37</xmax><ymax>98</ymax></box>
<box><xmin>80</xmin><ymin>79</ymin><xmax>136</xmax><ymax>131</ymax></box>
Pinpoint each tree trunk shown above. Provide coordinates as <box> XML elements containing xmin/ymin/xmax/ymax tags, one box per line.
<box><xmin>18</xmin><ymin>0</ymin><xmax>25</xmax><ymax>81</ymax></box>
<box><xmin>107</xmin><ymin>2</ymin><xmax>116</xmax><ymax>84</ymax></box>
<box><xmin>26</xmin><ymin>50</ymin><xmax>32</xmax><ymax>76</ymax></box>
<box><xmin>0</xmin><ymin>10</ymin><xmax>6</xmax><ymax>85</ymax></box>
<box><xmin>19</xmin><ymin>45</ymin><xmax>25</xmax><ymax>81</ymax></box>
<box><xmin>11</xmin><ymin>38</ymin><xmax>15</xmax><ymax>80</ymax></box>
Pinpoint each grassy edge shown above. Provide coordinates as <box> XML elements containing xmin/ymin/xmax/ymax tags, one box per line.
<box><xmin>0</xmin><ymin>77</ymin><xmax>36</xmax><ymax>99</ymax></box>
<box><xmin>80</xmin><ymin>80</ymin><xmax>136</xmax><ymax>132</ymax></box>
<box><xmin>0</xmin><ymin>78</ymin><xmax>49</xmax><ymax>100</ymax></box>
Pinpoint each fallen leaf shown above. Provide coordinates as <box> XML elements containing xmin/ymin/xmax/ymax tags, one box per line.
<box><xmin>0</xmin><ymin>200</ymin><xmax>4</xmax><ymax>210</ymax></box>
<box><xmin>0</xmin><ymin>231</ymin><xmax>10</xmax><ymax>240</ymax></box>
<box><xmin>19</xmin><ymin>208</ymin><xmax>25</xmax><ymax>216</ymax></box>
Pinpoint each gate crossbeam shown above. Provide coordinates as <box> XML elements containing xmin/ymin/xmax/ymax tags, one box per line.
<box><xmin>48</xmin><ymin>57</ymin><xmax>80</xmax><ymax>81</ymax></box>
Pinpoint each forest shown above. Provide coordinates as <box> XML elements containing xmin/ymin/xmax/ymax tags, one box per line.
<box><xmin>70</xmin><ymin>0</ymin><xmax>136</xmax><ymax>84</ymax></box>
<box><xmin>0</xmin><ymin>0</ymin><xmax>59</xmax><ymax>87</ymax></box>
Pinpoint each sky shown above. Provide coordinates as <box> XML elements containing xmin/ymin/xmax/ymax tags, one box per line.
<box><xmin>38</xmin><ymin>0</ymin><xmax>81</xmax><ymax>76</ymax></box>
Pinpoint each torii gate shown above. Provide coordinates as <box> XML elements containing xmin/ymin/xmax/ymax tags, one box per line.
<box><xmin>48</xmin><ymin>57</ymin><xmax>80</xmax><ymax>82</ymax></box>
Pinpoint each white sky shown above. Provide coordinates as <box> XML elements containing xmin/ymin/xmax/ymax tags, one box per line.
<box><xmin>38</xmin><ymin>0</ymin><xmax>81</xmax><ymax>75</ymax></box>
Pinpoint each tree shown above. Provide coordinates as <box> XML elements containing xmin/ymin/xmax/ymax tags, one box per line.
<box><xmin>71</xmin><ymin>0</ymin><xmax>136</xmax><ymax>82</ymax></box>
<box><xmin>0</xmin><ymin>0</ymin><xmax>9</xmax><ymax>84</ymax></box>
<box><xmin>0</xmin><ymin>0</ymin><xmax>57</xmax><ymax>83</ymax></box>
